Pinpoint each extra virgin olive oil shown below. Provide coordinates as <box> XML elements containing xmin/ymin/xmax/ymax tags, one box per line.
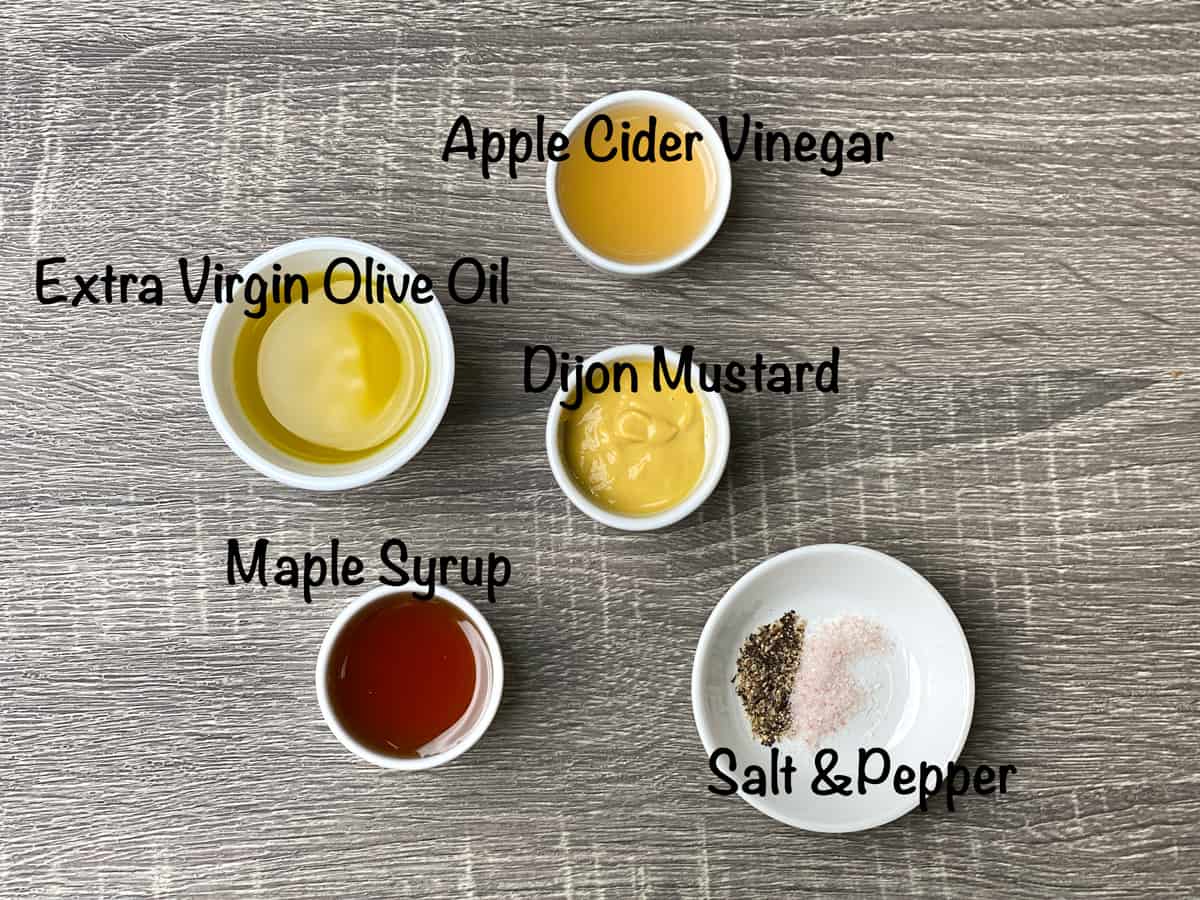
<box><xmin>555</xmin><ymin>103</ymin><xmax>720</xmax><ymax>265</ymax></box>
<box><xmin>232</xmin><ymin>274</ymin><xmax>428</xmax><ymax>464</ymax></box>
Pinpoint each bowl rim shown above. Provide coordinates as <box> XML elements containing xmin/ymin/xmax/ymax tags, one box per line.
<box><xmin>690</xmin><ymin>543</ymin><xmax>976</xmax><ymax>832</ymax></box>
<box><xmin>197</xmin><ymin>236</ymin><xmax>455</xmax><ymax>491</ymax></box>
<box><xmin>545</xmin><ymin>89</ymin><xmax>733</xmax><ymax>276</ymax></box>
<box><xmin>314</xmin><ymin>584</ymin><xmax>505</xmax><ymax>770</ymax></box>
<box><xmin>544</xmin><ymin>343</ymin><xmax>731</xmax><ymax>531</ymax></box>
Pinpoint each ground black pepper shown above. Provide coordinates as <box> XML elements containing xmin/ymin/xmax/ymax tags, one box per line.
<box><xmin>734</xmin><ymin>611</ymin><xmax>806</xmax><ymax>746</ymax></box>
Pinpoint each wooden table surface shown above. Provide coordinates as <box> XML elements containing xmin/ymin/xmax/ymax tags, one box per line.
<box><xmin>2</xmin><ymin>1</ymin><xmax>1198</xmax><ymax>897</ymax></box>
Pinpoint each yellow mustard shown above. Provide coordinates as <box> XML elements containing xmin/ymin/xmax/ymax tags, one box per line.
<box><xmin>560</xmin><ymin>359</ymin><xmax>706</xmax><ymax>515</ymax></box>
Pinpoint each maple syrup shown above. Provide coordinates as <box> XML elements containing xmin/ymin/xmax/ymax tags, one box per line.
<box><xmin>325</xmin><ymin>593</ymin><xmax>491</xmax><ymax>758</ymax></box>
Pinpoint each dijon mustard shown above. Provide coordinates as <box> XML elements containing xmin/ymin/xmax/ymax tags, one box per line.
<box><xmin>559</xmin><ymin>359</ymin><xmax>705</xmax><ymax>515</ymax></box>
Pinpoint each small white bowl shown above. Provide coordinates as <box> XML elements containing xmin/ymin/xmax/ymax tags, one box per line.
<box><xmin>198</xmin><ymin>237</ymin><xmax>455</xmax><ymax>491</ymax></box>
<box><xmin>692</xmin><ymin>545</ymin><xmax>975</xmax><ymax>832</ymax></box>
<box><xmin>315</xmin><ymin>585</ymin><xmax>504</xmax><ymax>770</ymax></box>
<box><xmin>546</xmin><ymin>90</ymin><xmax>732</xmax><ymax>276</ymax></box>
<box><xmin>545</xmin><ymin>344</ymin><xmax>730</xmax><ymax>531</ymax></box>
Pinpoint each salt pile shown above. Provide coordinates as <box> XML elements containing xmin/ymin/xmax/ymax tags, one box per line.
<box><xmin>788</xmin><ymin>615</ymin><xmax>891</xmax><ymax>746</ymax></box>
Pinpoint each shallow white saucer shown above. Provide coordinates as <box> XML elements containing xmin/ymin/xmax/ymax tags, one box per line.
<box><xmin>691</xmin><ymin>544</ymin><xmax>974</xmax><ymax>832</ymax></box>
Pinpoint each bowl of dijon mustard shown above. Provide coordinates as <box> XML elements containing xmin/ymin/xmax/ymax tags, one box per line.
<box><xmin>545</xmin><ymin>344</ymin><xmax>731</xmax><ymax>531</ymax></box>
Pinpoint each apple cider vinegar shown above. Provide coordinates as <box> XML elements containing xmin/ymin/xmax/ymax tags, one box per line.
<box><xmin>555</xmin><ymin>103</ymin><xmax>720</xmax><ymax>265</ymax></box>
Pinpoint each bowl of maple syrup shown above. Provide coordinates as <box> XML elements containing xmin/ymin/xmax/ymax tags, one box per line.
<box><xmin>315</xmin><ymin>585</ymin><xmax>503</xmax><ymax>769</ymax></box>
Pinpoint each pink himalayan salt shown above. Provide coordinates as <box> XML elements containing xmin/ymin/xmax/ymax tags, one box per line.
<box><xmin>788</xmin><ymin>615</ymin><xmax>891</xmax><ymax>747</ymax></box>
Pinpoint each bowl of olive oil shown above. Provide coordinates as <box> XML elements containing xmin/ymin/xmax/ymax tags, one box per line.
<box><xmin>199</xmin><ymin>237</ymin><xmax>454</xmax><ymax>490</ymax></box>
<box><xmin>547</xmin><ymin>90</ymin><xmax>732</xmax><ymax>275</ymax></box>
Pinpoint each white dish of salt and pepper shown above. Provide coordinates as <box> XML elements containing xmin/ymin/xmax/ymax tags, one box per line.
<box><xmin>691</xmin><ymin>544</ymin><xmax>974</xmax><ymax>832</ymax></box>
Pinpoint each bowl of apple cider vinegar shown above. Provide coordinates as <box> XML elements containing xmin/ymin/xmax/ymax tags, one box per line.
<box><xmin>198</xmin><ymin>237</ymin><xmax>455</xmax><ymax>491</ymax></box>
<box><xmin>547</xmin><ymin>90</ymin><xmax>732</xmax><ymax>276</ymax></box>
<box><xmin>315</xmin><ymin>585</ymin><xmax>504</xmax><ymax>770</ymax></box>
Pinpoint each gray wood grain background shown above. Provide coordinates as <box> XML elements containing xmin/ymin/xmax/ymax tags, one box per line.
<box><xmin>2</xmin><ymin>1</ymin><xmax>1198</xmax><ymax>897</ymax></box>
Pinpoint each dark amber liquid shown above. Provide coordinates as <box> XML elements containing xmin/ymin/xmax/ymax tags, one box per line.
<box><xmin>327</xmin><ymin>593</ymin><xmax>489</xmax><ymax>758</ymax></box>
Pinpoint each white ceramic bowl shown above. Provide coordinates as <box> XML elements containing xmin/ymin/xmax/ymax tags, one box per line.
<box><xmin>692</xmin><ymin>544</ymin><xmax>975</xmax><ymax>832</ymax></box>
<box><xmin>198</xmin><ymin>237</ymin><xmax>455</xmax><ymax>491</ymax></box>
<box><xmin>545</xmin><ymin>90</ymin><xmax>732</xmax><ymax>276</ymax></box>
<box><xmin>315</xmin><ymin>585</ymin><xmax>504</xmax><ymax>770</ymax></box>
<box><xmin>545</xmin><ymin>344</ymin><xmax>730</xmax><ymax>531</ymax></box>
